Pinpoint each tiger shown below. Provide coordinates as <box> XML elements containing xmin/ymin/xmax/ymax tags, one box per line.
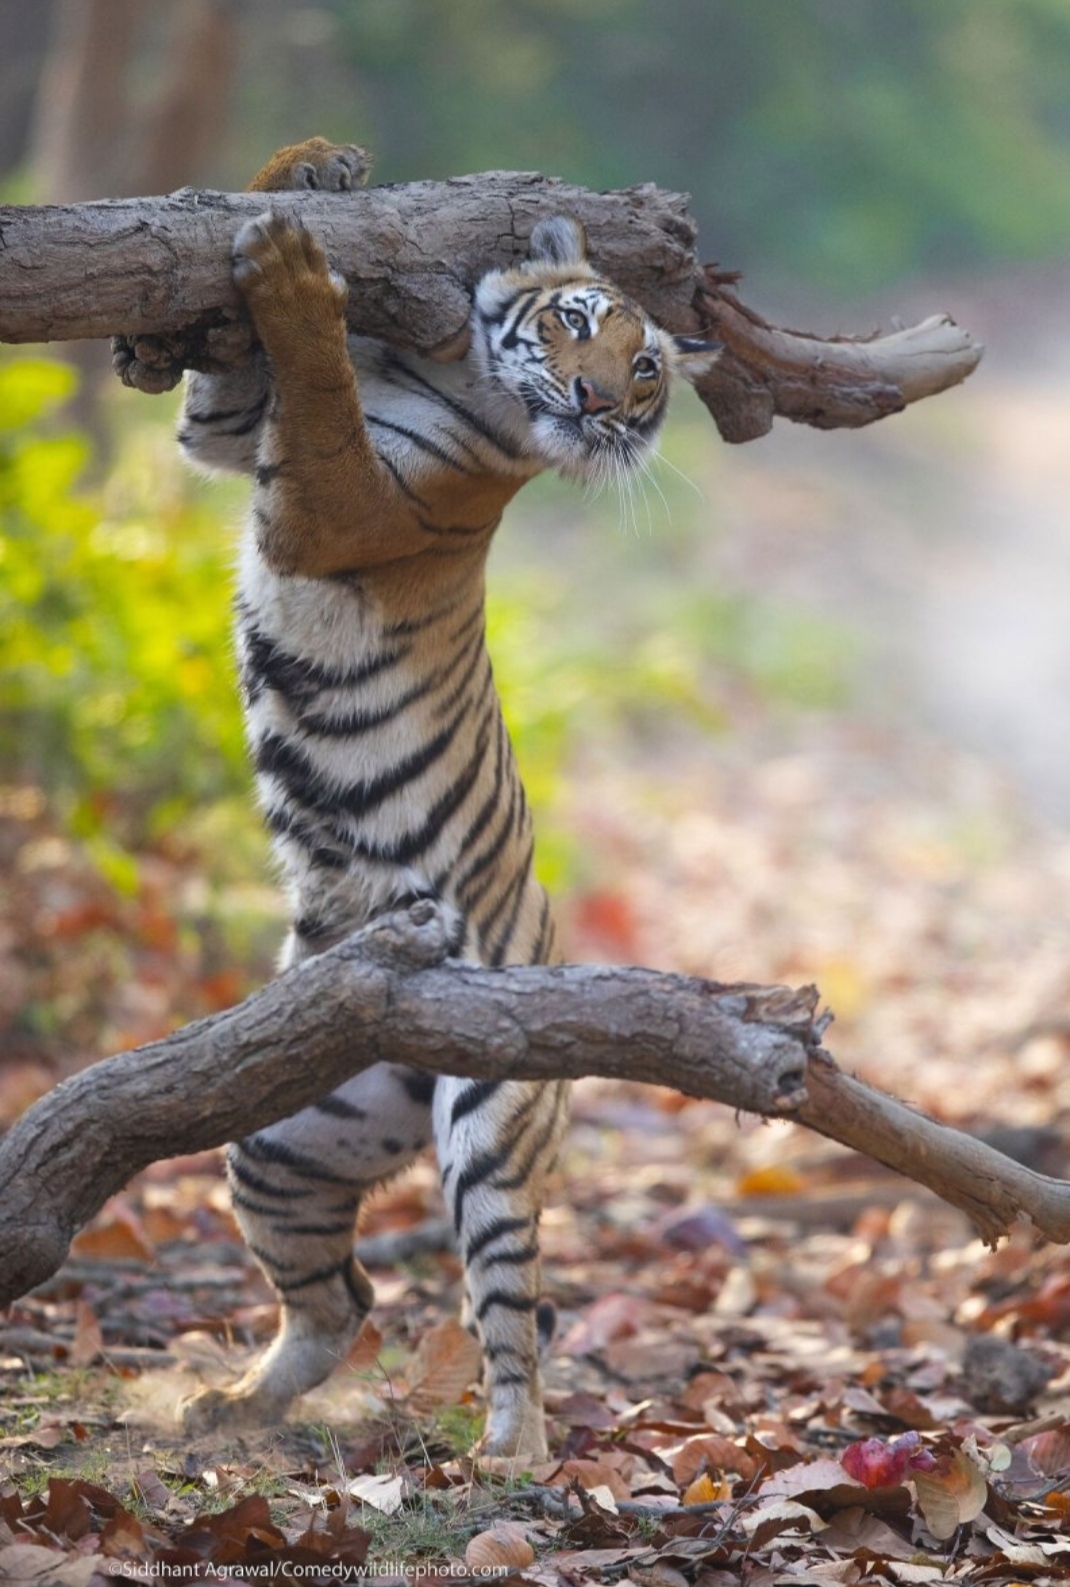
<box><xmin>175</xmin><ymin>137</ymin><xmax>719</xmax><ymax>1459</ymax></box>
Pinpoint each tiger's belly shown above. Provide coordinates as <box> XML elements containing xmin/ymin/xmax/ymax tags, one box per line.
<box><xmin>243</xmin><ymin>1059</ymin><xmax>436</xmax><ymax>1186</ymax></box>
<box><xmin>236</xmin><ymin>549</ymin><xmax>549</xmax><ymax>968</ymax></box>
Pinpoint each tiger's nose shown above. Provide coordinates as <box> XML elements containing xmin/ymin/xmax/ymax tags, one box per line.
<box><xmin>575</xmin><ymin>377</ymin><xmax>616</xmax><ymax>415</ymax></box>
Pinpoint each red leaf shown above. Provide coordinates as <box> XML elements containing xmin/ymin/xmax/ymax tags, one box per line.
<box><xmin>559</xmin><ymin>1292</ymin><xmax>649</xmax><ymax>1355</ymax></box>
<box><xmin>841</xmin><ymin>1430</ymin><xmax>936</xmax><ymax>1489</ymax></box>
<box><xmin>572</xmin><ymin>890</ymin><xmax>641</xmax><ymax>959</ymax></box>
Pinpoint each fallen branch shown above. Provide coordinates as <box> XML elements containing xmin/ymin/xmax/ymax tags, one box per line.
<box><xmin>1</xmin><ymin>902</ymin><xmax>1067</xmax><ymax>1313</ymax></box>
<box><xmin>0</xmin><ymin>172</ymin><xmax>982</xmax><ymax>439</ymax></box>
<box><xmin>794</xmin><ymin>1056</ymin><xmax>1070</xmax><ymax>1249</ymax></box>
<box><xmin>0</xmin><ymin>902</ymin><xmax>815</xmax><ymax>1307</ymax></box>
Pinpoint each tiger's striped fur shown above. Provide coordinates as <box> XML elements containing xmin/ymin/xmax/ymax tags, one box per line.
<box><xmin>176</xmin><ymin>139</ymin><xmax>718</xmax><ymax>1458</ymax></box>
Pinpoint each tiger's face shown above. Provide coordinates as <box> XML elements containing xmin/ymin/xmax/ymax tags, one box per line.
<box><xmin>472</xmin><ymin>217</ymin><xmax>719</xmax><ymax>480</ymax></box>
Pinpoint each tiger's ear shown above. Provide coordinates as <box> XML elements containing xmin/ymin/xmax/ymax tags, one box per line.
<box><xmin>528</xmin><ymin>215</ymin><xmax>589</xmax><ymax>269</ymax></box>
<box><xmin>671</xmin><ymin>333</ymin><xmax>723</xmax><ymax>383</ymax></box>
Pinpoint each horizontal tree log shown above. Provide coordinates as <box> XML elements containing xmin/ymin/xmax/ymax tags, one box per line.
<box><xmin>0</xmin><ymin>178</ymin><xmax>700</xmax><ymax>356</ymax></box>
<box><xmin>0</xmin><ymin>902</ymin><xmax>816</xmax><ymax>1307</ymax></box>
<box><xmin>0</xmin><ymin>172</ymin><xmax>983</xmax><ymax>440</ymax></box>
<box><xmin>1</xmin><ymin>902</ymin><xmax>1066</xmax><ymax>1314</ymax></box>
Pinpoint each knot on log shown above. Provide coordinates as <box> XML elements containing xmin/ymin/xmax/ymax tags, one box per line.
<box><xmin>338</xmin><ymin>898</ymin><xmax>467</xmax><ymax>972</ymax></box>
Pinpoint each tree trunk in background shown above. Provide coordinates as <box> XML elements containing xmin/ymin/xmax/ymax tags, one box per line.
<box><xmin>29</xmin><ymin>0</ymin><xmax>141</xmax><ymax>202</ymax></box>
<box><xmin>26</xmin><ymin>0</ymin><xmax>237</xmax><ymax>452</ymax></box>
<box><xmin>129</xmin><ymin>0</ymin><xmax>239</xmax><ymax>196</ymax></box>
<box><xmin>0</xmin><ymin>1</ymin><xmax>59</xmax><ymax>182</ymax></box>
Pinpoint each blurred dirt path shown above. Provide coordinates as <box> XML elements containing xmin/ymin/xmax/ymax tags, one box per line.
<box><xmin>712</xmin><ymin>268</ymin><xmax>1070</xmax><ymax>821</ymax></box>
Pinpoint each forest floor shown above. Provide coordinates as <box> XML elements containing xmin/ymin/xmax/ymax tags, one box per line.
<box><xmin>3</xmin><ymin>273</ymin><xmax>1070</xmax><ymax>1583</ymax></box>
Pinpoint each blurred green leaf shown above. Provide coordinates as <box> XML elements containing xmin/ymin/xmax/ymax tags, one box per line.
<box><xmin>0</xmin><ymin>355</ymin><xmax>246</xmax><ymax>838</ymax></box>
<box><xmin>324</xmin><ymin>0</ymin><xmax>1070</xmax><ymax>293</ymax></box>
<box><xmin>0</xmin><ymin>360</ymin><xmax>78</xmax><ymax>429</ymax></box>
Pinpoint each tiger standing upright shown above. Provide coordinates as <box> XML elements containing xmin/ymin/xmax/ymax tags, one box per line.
<box><xmin>176</xmin><ymin>138</ymin><xmax>718</xmax><ymax>1459</ymax></box>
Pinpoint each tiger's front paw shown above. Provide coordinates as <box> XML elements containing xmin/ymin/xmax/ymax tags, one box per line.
<box><xmin>111</xmin><ymin>332</ymin><xmax>186</xmax><ymax>395</ymax></box>
<box><xmin>248</xmin><ymin>137</ymin><xmax>370</xmax><ymax>195</ymax></box>
<box><xmin>232</xmin><ymin>212</ymin><xmax>349</xmax><ymax>328</ymax></box>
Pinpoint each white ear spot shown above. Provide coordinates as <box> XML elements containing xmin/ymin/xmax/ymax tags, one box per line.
<box><xmin>528</xmin><ymin>215</ymin><xmax>589</xmax><ymax>268</ymax></box>
<box><xmin>672</xmin><ymin>333</ymin><xmax>723</xmax><ymax>383</ymax></box>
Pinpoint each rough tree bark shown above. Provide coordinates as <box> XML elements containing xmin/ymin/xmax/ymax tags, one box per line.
<box><xmin>1</xmin><ymin>903</ymin><xmax>1068</xmax><ymax>1313</ymax></box>
<box><xmin>0</xmin><ymin>174</ymin><xmax>982</xmax><ymax>440</ymax></box>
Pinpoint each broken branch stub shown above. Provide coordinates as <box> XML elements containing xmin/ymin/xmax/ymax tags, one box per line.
<box><xmin>0</xmin><ymin>173</ymin><xmax>982</xmax><ymax>434</ymax></box>
<box><xmin>693</xmin><ymin>269</ymin><xmax>985</xmax><ymax>442</ymax></box>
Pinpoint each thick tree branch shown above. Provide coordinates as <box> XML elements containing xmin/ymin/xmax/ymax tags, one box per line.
<box><xmin>693</xmin><ymin>270</ymin><xmax>985</xmax><ymax>442</ymax></box>
<box><xmin>1</xmin><ymin>903</ymin><xmax>1067</xmax><ymax>1314</ymax></box>
<box><xmin>0</xmin><ymin>903</ymin><xmax>813</xmax><ymax>1306</ymax></box>
<box><xmin>0</xmin><ymin>173</ymin><xmax>982</xmax><ymax>439</ymax></box>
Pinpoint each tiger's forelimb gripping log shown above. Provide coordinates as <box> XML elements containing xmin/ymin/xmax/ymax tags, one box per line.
<box><xmin>0</xmin><ymin>172</ymin><xmax>982</xmax><ymax>440</ymax></box>
<box><xmin>0</xmin><ymin>899</ymin><xmax>1068</xmax><ymax>1315</ymax></box>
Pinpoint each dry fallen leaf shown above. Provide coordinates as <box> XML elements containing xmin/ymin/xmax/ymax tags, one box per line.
<box><xmin>344</xmin><ymin>1318</ymin><xmax>384</xmax><ymax>1373</ymax></box>
<box><xmin>585</xmin><ymin>1483</ymin><xmax>621</xmax><ymax>1514</ymax></box>
<box><xmin>71</xmin><ymin>1203</ymin><xmax>154</xmax><ymax>1263</ymax></box>
<box><xmin>465</xmin><ymin>1521</ymin><xmax>536</xmax><ymax>1572</ymax></box>
<box><xmin>682</xmin><ymin>1472</ymin><xmax>731</xmax><ymax>1505</ymax></box>
<box><xmin>735</xmin><ymin>1164</ymin><xmax>807</xmax><ymax>1197</ymax></box>
<box><xmin>558</xmin><ymin>1291</ymin><xmax>650</xmax><ymax>1355</ymax></box>
<box><xmin>740</xmin><ymin>1496</ymin><xmax>826</xmax><ymax>1546</ymax></box>
<box><xmin>912</xmin><ymin>1449</ymin><xmax>988</xmax><ymax>1541</ymax></box>
<box><xmin>0</xmin><ymin>1422</ymin><xmax>67</xmax><ymax>1451</ymax></box>
<box><xmin>662</xmin><ymin>1432</ymin><xmax>757</xmax><ymax>1486</ymax></box>
<box><xmin>553</xmin><ymin>1459</ymin><xmax>632</xmax><ymax>1502</ymax></box>
<box><xmin>69</xmin><ymin>1299</ymin><xmax>104</xmax><ymax>1369</ymax></box>
<box><xmin>0</xmin><ymin>1543</ymin><xmax>106</xmax><ymax>1585</ymax></box>
<box><xmin>347</xmin><ymin>1473</ymin><xmax>407</xmax><ymax>1515</ymax></box>
<box><xmin>405</xmin><ymin>1317</ymin><xmax>482</xmax><ymax>1415</ymax></box>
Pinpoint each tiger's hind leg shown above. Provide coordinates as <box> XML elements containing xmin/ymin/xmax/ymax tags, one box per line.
<box><xmin>178</xmin><ymin>1064</ymin><xmax>433</xmax><ymax>1433</ymax></box>
<box><xmin>434</xmin><ymin>1075</ymin><xmax>570</xmax><ymax>1460</ymax></box>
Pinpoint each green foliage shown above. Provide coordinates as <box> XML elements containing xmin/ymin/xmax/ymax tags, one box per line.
<box><xmin>426</xmin><ymin>1402</ymin><xmax>485</xmax><ymax>1455</ymax></box>
<box><xmin>0</xmin><ymin>360</ymin><xmax>856</xmax><ymax>896</ymax></box>
<box><xmin>0</xmin><ymin>356</ymin><xmax>246</xmax><ymax>836</ymax></box>
<box><xmin>322</xmin><ymin>0</ymin><xmax>1070</xmax><ymax>293</ymax></box>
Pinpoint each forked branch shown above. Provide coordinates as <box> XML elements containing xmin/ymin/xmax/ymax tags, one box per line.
<box><xmin>0</xmin><ymin>173</ymin><xmax>982</xmax><ymax>438</ymax></box>
<box><xmin>0</xmin><ymin>903</ymin><xmax>1066</xmax><ymax>1313</ymax></box>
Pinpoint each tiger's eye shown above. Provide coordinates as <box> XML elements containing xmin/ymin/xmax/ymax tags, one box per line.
<box><xmin>633</xmin><ymin>354</ymin><xmax>659</xmax><ymax>379</ymax></box>
<box><xmin>559</xmin><ymin>308</ymin><xmax>588</xmax><ymax>333</ymax></box>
